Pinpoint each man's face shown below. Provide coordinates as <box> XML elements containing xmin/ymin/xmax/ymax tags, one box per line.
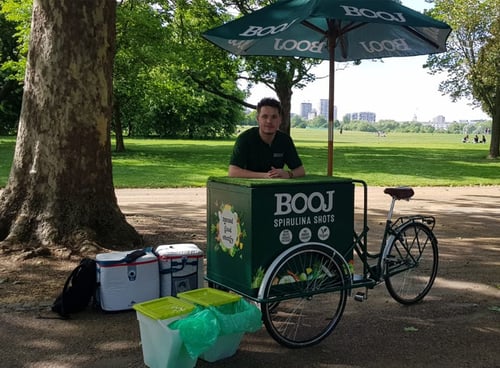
<box><xmin>257</xmin><ymin>106</ymin><xmax>281</xmax><ymax>135</ymax></box>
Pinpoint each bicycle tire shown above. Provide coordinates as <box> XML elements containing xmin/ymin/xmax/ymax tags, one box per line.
<box><xmin>384</xmin><ymin>221</ymin><xmax>438</xmax><ymax>305</ymax></box>
<box><xmin>260</xmin><ymin>243</ymin><xmax>348</xmax><ymax>348</ymax></box>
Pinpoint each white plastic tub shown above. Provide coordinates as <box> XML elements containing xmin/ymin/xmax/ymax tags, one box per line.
<box><xmin>133</xmin><ymin>296</ymin><xmax>196</xmax><ymax>368</ymax></box>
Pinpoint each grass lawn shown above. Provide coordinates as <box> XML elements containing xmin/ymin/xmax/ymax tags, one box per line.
<box><xmin>1</xmin><ymin>130</ymin><xmax>498</xmax><ymax>188</ymax></box>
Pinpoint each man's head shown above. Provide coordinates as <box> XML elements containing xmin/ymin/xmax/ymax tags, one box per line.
<box><xmin>256</xmin><ymin>98</ymin><xmax>282</xmax><ymax>140</ymax></box>
<box><xmin>257</xmin><ymin>98</ymin><xmax>282</xmax><ymax>116</ymax></box>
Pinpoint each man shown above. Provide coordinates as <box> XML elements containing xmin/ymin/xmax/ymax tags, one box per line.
<box><xmin>228</xmin><ymin>98</ymin><xmax>306</xmax><ymax>178</ymax></box>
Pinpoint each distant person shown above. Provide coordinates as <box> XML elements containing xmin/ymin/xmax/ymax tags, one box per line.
<box><xmin>228</xmin><ymin>98</ymin><xmax>305</xmax><ymax>179</ymax></box>
<box><xmin>482</xmin><ymin>135</ymin><xmax>486</xmax><ymax>143</ymax></box>
<box><xmin>462</xmin><ymin>135</ymin><xmax>469</xmax><ymax>143</ymax></box>
<box><xmin>474</xmin><ymin>134</ymin><xmax>479</xmax><ymax>143</ymax></box>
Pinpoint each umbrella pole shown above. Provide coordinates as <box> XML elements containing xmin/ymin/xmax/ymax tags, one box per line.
<box><xmin>327</xmin><ymin>32</ymin><xmax>336</xmax><ymax>176</ymax></box>
<box><xmin>327</xmin><ymin>58</ymin><xmax>335</xmax><ymax>176</ymax></box>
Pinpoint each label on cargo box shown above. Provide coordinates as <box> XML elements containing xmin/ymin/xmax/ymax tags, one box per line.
<box><xmin>212</xmin><ymin>203</ymin><xmax>246</xmax><ymax>258</ymax></box>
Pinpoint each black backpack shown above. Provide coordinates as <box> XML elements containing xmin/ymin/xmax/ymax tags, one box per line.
<box><xmin>51</xmin><ymin>258</ymin><xmax>97</xmax><ymax>318</ymax></box>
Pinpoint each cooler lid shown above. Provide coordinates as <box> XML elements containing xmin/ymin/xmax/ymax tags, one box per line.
<box><xmin>155</xmin><ymin>244</ymin><xmax>203</xmax><ymax>257</ymax></box>
<box><xmin>207</xmin><ymin>174</ymin><xmax>353</xmax><ymax>187</ymax></box>
<box><xmin>177</xmin><ymin>288</ymin><xmax>241</xmax><ymax>307</ymax></box>
<box><xmin>133</xmin><ymin>296</ymin><xmax>195</xmax><ymax>320</ymax></box>
<box><xmin>96</xmin><ymin>250</ymin><xmax>157</xmax><ymax>265</ymax></box>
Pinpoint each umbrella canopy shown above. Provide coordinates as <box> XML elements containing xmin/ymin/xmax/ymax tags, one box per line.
<box><xmin>203</xmin><ymin>0</ymin><xmax>451</xmax><ymax>175</ymax></box>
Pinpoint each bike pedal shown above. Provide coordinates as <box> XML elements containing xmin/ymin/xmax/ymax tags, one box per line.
<box><xmin>354</xmin><ymin>291</ymin><xmax>366</xmax><ymax>302</ymax></box>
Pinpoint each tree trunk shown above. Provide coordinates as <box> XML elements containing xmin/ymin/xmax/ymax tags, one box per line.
<box><xmin>278</xmin><ymin>91</ymin><xmax>292</xmax><ymax>136</ymax></box>
<box><xmin>113</xmin><ymin>99</ymin><xmax>126</xmax><ymax>152</ymax></box>
<box><xmin>0</xmin><ymin>0</ymin><xmax>141</xmax><ymax>254</ymax></box>
<box><xmin>273</xmin><ymin>61</ymin><xmax>301</xmax><ymax>136</ymax></box>
<box><xmin>488</xmin><ymin>76</ymin><xmax>500</xmax><ymax>159</ymax></box>
<box><xmin>275</xmin><ymin>84</ymin><xmax>292</xmax><ymax>136</ymax></box>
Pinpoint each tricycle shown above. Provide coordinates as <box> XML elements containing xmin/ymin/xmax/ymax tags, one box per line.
<box><xmin>205</xmin><ymin>176</ymin><xmax>438</xmax><ymax>348</ymax></box>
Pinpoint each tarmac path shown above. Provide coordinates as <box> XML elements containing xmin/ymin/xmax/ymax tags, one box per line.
<box><xmin>1</xmin><ymin>185</ymin><xmax>499</xmax><ymax>368</ymax></box>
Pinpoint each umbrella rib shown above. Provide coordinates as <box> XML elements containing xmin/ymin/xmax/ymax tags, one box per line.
<box><xmin>301</xmin><ymin>19</ymin><xmax>366</xmax><ymax>36</ymax></box>
<box><xmin>325</xmin><ymin>20</ymin><xmax>366</xmax><ymax>59</ymax></box>
<box><xmin>339</xmin><ymin>22</ymin><xmax>366</xmax><ymax>34</ymax></box>
<box><xmin>404</xmin><ymin>26</ymin><xmax>440</xmax><ymax>49</ymax></box>
<box><xmin>301</xmin><ymin>20</ymin><xmax>327</xmax><ymax>36</ymax></box>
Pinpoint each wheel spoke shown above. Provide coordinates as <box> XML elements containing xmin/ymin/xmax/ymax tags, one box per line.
<box><xmin>385</xmin><ymin>222</ymin><xmax>438</xmax><ymax>305</ymax></box>
<box><xmin>261</xmin><ymin>244</ymin><xmax>348</xmax><ymax>348</ymax></box>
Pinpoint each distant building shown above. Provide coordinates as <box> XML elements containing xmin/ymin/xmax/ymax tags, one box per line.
<box><xmin>349</xmin><ymin>111</ymin><xmax>376</xmax><ymax>123</ymax></box>
<box><xmin>431</xmin><ymin>115</ymin><xmax>446</xmax><ymax>130</ymax></box>
<box><xmin>307</xmin><ymin>111</ymin><xmax>317</xmax><ymax>120</ymax></box>
<box><xmin>307</xmin><ymin>99</ymin><xmax>336</xmax><ymax>121</ymax></box>
<box><xmin>433</xmin><ymin>115</ymin><xmax>445</xmax><ymax>124</ymax></box>
<box><xmin>300</xmin><ymin>102</ymin><xmax>313</xmax><ymax>119</ymax></box>
<box><xmin>318</xmin><ymin>99</ymin><xmax>328</xmax><ymax>120</ymax></box>
<box><xmin>319</xmin><ymin>99</ymin><xmax>336</xmax><ymax>121</ymax></box>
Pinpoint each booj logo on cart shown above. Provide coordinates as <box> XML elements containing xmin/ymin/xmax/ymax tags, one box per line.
<box><xmin>275</xmin><ymin>191</ymin><xmax>335</xmax><ymax>215</ymax></box>
<box><xmin>274</xmin><ymin>190</ymin><xmax>336</xmax><ymax>225</ymax></box>
<box><xmin>274</xmin><ymin>190</ymin><xmax>336</xmax><ymax>244</ymax></box>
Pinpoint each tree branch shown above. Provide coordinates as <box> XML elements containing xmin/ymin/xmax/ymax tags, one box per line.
<box><xmin>188</xmin><ymin>73</ymin><xmax>255</xmax><ymax>109</ymax></box>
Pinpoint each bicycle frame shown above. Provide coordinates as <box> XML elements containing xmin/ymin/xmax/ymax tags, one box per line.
<box><xmin>349</xmin><ymin>180</ymin><xmax>436</xmax><ymax>290</ymax></box>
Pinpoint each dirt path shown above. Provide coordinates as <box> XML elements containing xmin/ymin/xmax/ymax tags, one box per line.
<box><xmin>1</xmin><ymin>186</ymin><xmax>499</xmax><ymax>368</ymax></box>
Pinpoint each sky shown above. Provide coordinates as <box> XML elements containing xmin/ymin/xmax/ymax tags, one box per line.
<box><xmin>245</xmin><ymin>0</ymin><xmax>490</xmax><ymax>123</ymax></box>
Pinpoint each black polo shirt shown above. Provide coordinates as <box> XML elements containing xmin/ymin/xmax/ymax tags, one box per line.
<box><xmin>229</xmin><ymin>127</ymin><xmax>303</xmax><ymax>172</ymax></box>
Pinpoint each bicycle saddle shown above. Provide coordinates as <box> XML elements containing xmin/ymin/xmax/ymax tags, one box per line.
<box><xmin>384</xmin><ymin>187</ymin><xmax>414</xmax><ymax>200</ymax></box>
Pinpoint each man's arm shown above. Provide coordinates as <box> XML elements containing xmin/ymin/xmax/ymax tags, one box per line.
<box><xmin>229</xmin><ymin>164</ymin><xmax>305</xmax><ymax>179</ymax></box>
<box><xmin>228</xmin><ymin>164</ymin><xmax>268</xmax><ymax>178</ymax></box>
<box><xmin>289</xmin><ymin>165</ymin><xmax>305</xmax><ymax>178</ymax></box>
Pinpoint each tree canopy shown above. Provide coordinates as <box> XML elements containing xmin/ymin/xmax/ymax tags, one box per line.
<box><xmin>425</xmin><ymin>0</ymin><xmax>499</xmax><ymax>158</ymax></box>
<box><xmin>0</xmin><ymin>0</ymin><xmax>245</xmax><ymax>142</ymax></box>
<box><xmin>113</xmin><ymin>0</ymin><xmax>245</xmax><ymax>142</ymax></box>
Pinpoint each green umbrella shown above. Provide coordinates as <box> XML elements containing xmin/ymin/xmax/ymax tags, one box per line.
<box><xmin>203</xmin><ymin>0</ymin><xmax>451</xmax><ymax>175</ymax></box>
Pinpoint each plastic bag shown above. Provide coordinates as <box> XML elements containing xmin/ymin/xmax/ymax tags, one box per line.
<box><xmin>209</xmin><ymin>299</ymin><xmax>262</xmax><ymax>335</ymax></box>
<box><xmin>169</xmin><ymin>307</ymin><xmax>220</xmax><ymax>359</ymax></box>
<box><xmin>169</xmin><ymin>299</ymin><xmax>262</xmax><ymax>359</ymax></box>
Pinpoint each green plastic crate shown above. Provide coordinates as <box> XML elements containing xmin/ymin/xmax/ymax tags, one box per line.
<box><xmin>133</xmin><ymin>296</ymin><xmax>195</xmax><ymax>320</ymax></box>
<box><xmin>177</xmin><ymin>288</ymin><xmax>241</xmax><ymax>307</ymax></box>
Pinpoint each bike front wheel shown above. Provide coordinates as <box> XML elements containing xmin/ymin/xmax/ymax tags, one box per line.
<box><xmin>260</xmin><ymin>244</ymin><xmax>349</xmax><ymax>348</ymax></box>
<box><xmin>384</xmin><ymin>221</ymin><xmax>438</xmax><ymax>305</ymax></box>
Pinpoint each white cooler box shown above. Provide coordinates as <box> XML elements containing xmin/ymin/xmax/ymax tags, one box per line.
<box><xmin>96</xmin><ymin>249</ymin><xmax>160</xmax><ymax>311</ymax></box>
<box><xmin>155</xmin><ymin>244</ymin><xmax>204</xmax><ymax>297</ymax></box>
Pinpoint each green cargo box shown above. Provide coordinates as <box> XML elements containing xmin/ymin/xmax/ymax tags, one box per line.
<box><xmin>206</xmin><ymin>175</ymin><xmax>354</xmax><ymax>298</ymax></box>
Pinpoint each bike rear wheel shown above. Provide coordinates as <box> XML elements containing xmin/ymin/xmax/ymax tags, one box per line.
<box><xmin>384</xmin><ymin>222</ymin><xmax>438</xmax><ymax>305</ymax></box>
<box><xmin>260</xmin><ymin>244</ymin><xmax>348</xmax><ymax>348</ymax></box>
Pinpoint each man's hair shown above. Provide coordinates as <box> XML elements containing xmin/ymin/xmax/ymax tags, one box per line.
<box><xmin>257</xmin><ymin>98</ymin><xmax>282</xmax><ymax>116</ymax></box>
